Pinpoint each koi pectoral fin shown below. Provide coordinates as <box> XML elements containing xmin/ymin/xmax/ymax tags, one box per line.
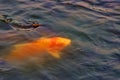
<box><xmin>49</xmin><ymin>51</ymin><xmax>61</xmax><ymax>58</ymax></box>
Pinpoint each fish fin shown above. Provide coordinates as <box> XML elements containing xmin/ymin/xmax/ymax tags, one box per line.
<box><xmin>49</xmin><ymin>51</ymin><xmax>61</xmax><ymax>58</ymax></box>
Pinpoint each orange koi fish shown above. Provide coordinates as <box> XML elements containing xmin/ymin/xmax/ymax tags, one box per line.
<box><xmin>4</xmin><ymin>37</ymin><xmax>71</xmax><ymax>64</ymax></box>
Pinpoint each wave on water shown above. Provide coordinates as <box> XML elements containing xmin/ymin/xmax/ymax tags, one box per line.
<box><xmin>0</xmin><ymin>0</ymin><xmax>120</xmax><ymax>80</ymax></box>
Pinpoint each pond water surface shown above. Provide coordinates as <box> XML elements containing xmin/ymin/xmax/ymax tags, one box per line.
<box><xmin>0</xmin><ymin>0</ymin><xmax>120</xmax><ymax>80</ymax></box>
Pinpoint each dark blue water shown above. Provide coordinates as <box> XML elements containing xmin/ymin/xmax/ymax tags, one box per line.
<box><xmin>0</xmin><ymin>0</ymin><xmax>120</xmax><ymax>80</ymax></box>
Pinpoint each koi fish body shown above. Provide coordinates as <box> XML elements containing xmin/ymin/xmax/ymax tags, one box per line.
<box><xmin>4</xmin><ymin>37</ymin><xmax>71</xmax><ymax>65</ymax></box>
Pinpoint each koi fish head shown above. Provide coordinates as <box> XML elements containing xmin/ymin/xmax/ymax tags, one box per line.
<box><xmin>46</xmin><ymin>37</ymin><xmax>71</xmax><ymax>58</ymax></box>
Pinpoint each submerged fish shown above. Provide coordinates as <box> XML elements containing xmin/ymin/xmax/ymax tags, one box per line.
<box><xmin>4</xmin><ymin>37</ymin><xmax>71</xmax><ymax>65</ymax></box>
<box><xmin>0</xmin><ymin>15</ymin><xmax>42</xmax><ymax>30</ymax></box>
<box><xmin>11</xmin><ymin>22</ymin><xmax>43</xmax><ymax>31</ymax></box>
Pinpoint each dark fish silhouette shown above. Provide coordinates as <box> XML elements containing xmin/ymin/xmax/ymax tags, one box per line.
<box><xmin>0</xmin><ymin>15</ymin><xmax>43</xmax><ymax>30</ymax></box>
<box><xmin>11</xmin><ymin>22</ymin><xmax>43</xmax><ymax>30</ymax></box>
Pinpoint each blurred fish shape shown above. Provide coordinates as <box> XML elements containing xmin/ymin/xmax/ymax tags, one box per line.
<box><xmin>0</xmin><ymin>15</ymin><xmax>44</xmax><ymax>31</ymax></box>
<box><xmin>4</xmin><ymin>37</ymin><xmax>71</xmax><ymax>64</ymax></box>
<box><xmin>10</xmin><ymin>22</ymin><xmax>43</xmax><ymax>31</ymax></box>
